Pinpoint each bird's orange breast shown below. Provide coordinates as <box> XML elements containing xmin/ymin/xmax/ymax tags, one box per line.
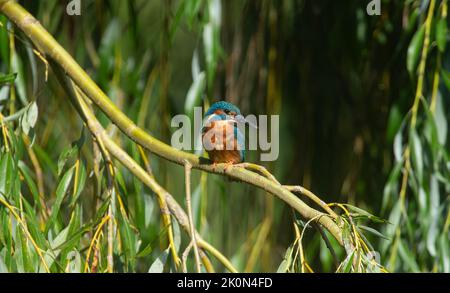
<box><xmin>202</xmin><ymin>120</ymin><xmax>242</xmax><ymax>164</ymax></box>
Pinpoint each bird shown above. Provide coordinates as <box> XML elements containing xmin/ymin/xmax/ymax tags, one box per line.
<box><xmin>202</xmin><ymin>101</ymin><xmax>254</xmax><ymax>165</ymax></box>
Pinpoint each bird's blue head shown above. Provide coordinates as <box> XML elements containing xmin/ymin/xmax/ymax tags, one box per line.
<box><xmin>203</xmin><ymin>101</ymin><xmax>257</xmax><ymax>130</ymax></box>
<box><xmin>204</xmin><ymin>101</ymin><xmax>241</xmax><ymax>119</ymax></box>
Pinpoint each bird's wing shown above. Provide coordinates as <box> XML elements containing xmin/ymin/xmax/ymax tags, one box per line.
<box><xmin>235</xmin><ymin>126</ymin><xmax>246</xmax><ymax>162</ymax></box>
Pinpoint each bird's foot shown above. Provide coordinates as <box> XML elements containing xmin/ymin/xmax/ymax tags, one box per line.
<box><xmin>223</xmin><ymin>162</ymin><xmax>234</xmax><ymax>174</ymax></box>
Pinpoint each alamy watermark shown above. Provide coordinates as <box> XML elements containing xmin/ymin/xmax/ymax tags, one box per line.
<box><xmin>66</xmin><ymin>0</ymin><xmax>81</xmax><ymax>16</ymax></box>
<box><xmin>65</xmin><ymin>1</ymin><xmax>380</xmax><ymax>17</ymax></box>
<box><xmin>170</xmin><ymin>107</ymin><xmax>279</xmax><ymax>162</ymax></box>
<box><xmin>366</xmin><ymin>0</ymin><xmax>381</xmax><ymax>16</ymax></box>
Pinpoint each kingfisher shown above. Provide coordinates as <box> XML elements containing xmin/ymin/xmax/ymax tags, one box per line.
<box><xmin>202</xmin><ymin>101</ymin><xmax>255</xmax><ymax>165</ymax></box>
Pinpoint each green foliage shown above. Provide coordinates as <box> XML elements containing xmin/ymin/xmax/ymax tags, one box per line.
<box><xmin>0</xmin><ymin>72</ymin><xmax>16</xmax><ymax>85</ymax></box>
<box><xmin>380</xmin><ymin>0</ymin><xmax>450</xmax><ymax>273</ymax></box>
<box><xmin>0</xmin><ymin>0</ymin><xmax>449</xmax><ymax>273</ymax></box>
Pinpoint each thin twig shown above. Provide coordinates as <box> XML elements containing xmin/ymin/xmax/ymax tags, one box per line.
<box><xmin>184</xmin><ymin>160</ymin><xmax>202</xmax><ymax>273</ymax></box>
<box><xmin>312</xmin><ymin>222</ymin><xmax>339</xmax><ymax>269</ymax></box>
<box><xmin>84</xmin><ymin>215</ymin><xmax>110</xmax><ymax>272</ymax></box>
<box><xmin>390</xmin><ymin>0</ymin><xmax>437</xmax><ymax>268</ymax></box>
<box><xmin>234</xmin><ymin>163</ymin><xmax>280</xmax><ymax>185</ymax></box>
<box><xmin>71</xmin><ymin>80</ymin><xmax>116</xmax><ymax>273</ymax></box>
<box><xmin>182</xmin><ymin>240</ymin><xmax>193</xmax><ymax>273</ymax></box>
<box><xmin>107</xmin><ymin>204</ymin><xmax>114</xmax><ymax>273</ymax></box>
<box><xmin>199</xmin><ymin>249</ymin><xmax>215</xmax><ymax>273</ymax></box>
<box><xmin>22</xmin><ymin>134</ymin><xmax>49</xmax><ymax>219</ymax></box>
<box><xmin>137</xmin><ymin>145</ymin><xmax>180</xmax><ymax>268</ymax></box>
<box><xmin>284</xmin><ymin>185</ymin><xmax>338</xmax><ymax>219</ymax></box>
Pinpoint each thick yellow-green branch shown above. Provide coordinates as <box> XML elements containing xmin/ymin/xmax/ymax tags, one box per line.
<box><xmin>0</xmin><ymin>0</ymin><xmax>343</xmax><ymax>245</ymax></box>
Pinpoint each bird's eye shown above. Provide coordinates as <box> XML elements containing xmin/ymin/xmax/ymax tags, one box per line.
<box><xmin>224</xmin><ymin>109</ymin><xmax>230</xmax><ymax>114</ymax></box>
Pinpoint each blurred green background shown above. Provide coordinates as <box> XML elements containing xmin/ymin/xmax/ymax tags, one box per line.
<box><xmin>0</xmin><ymin>0</ymin><xmax>448</xmax><ymax>272</ymax></box>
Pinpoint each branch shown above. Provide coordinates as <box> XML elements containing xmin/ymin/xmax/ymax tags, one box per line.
<box><xmin>0</xmin><ymin>1</ymin><xmax>343</xmax><ymax>245</ymax></box>
<box><xmin>51</xmin><ymin>64</ymin><xmax>236</xmax><ymax>272</ymax></box>
<box><xmin>184</xmin><ymin>160</ymin><xmax>202</xmax><ymax>272</ymax></box>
